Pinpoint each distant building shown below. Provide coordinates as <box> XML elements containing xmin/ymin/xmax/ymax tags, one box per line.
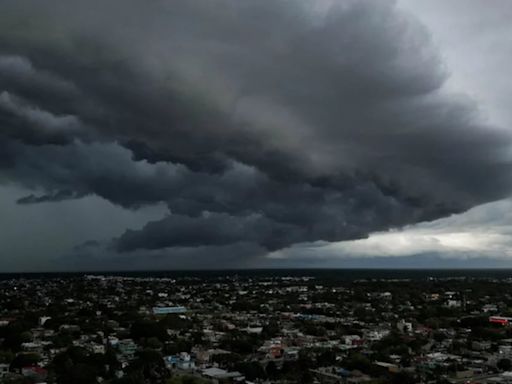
<box><xmin>445</xmin><ymin>299</ymin><xmax>462</xmax><ymax>308</ymax></box>
<box><xmin>165</xmin><ymin>352</ymin><xmax>195</xmax><ymax>370</ymax></box>
<box><xmin>397</xmin><ymin>319</ymin><xmax>413</xmax><ymax>333</ymax></box>
<box><xmin>490</xmin><ymin>316</ymin><xmax>512</xmax><ymax>325</ymax></box>
<box><xmin>21</xmin><ymin>366</ymin><xmax>48</xmax><ymax>382</ymax></box>
<box><xmin>39</xmin><ymin>316</ymin><xmax>51</xmax><ymax>326</ymax></box>
<box><xmin>201</xmin><ymin>367</ymin><xmax>245</xmax><ymax>382</ymax></box>
<box><xmin>90</xmin><ymin>344</ymin><xmax>105</xmax><ymax>354</ymax></box>
<box><xmin>117</xmin><ymin>339</ymin><xmax>138</xmax><ymax>360</ymax></box>
<box><xmin>0</xmin><ymin>363</ymin><xmax>9</xmax><ymax>378</ymax></box>
<box><xmin>152</xmin><ymin>306</ymin><xmax>187</xmax><ymax>315</ymax></box>
<box><xmin>483</xmin><ymin>304</ymin><xmax>498</xmax><ymax>313</ymax></box>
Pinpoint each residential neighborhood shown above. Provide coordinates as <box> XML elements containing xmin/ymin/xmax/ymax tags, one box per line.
<box><xmin>2</xmin><ymin>273</ymin><xmax>512</xmax><ymax>383</ymax></box>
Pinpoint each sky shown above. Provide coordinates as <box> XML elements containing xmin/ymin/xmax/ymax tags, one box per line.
<box><xmin>1</xmin><ymin>0</ymin><xmax>512</xmax><ymax>271</ymax></box>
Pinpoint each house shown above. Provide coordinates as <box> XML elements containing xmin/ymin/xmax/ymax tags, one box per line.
<box><xmin>21</xmin><ymin>366</ymin><xmax>48</xmax><ymax>382</ymax></box>
<box><xmin>0</xmin><ymin>363</ymin><xmax>9</xmax><ymax>378</ymax></box>
<box><xmin>117</xmin><ymin>339</ymin><xmax>138</xmax><ymax>360</ymax></box>
<box><xmin>165</xmin><ymin>352</ymin><xmax>196</xmax><ymax>370</ymax></box>
<box><xmin>201</xmin><ymin>367</ymin><xmax>245</xmax><ymax>383</ymax></box>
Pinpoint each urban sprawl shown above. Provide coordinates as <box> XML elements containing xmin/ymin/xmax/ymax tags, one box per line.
<box><xmin>1</xmin><ymin>274</ymin><xmax>512</xmax><ymax>383</ymax></box>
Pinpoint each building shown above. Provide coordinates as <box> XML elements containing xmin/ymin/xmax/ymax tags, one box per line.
<box><xmin>201</xmin><ymin>367</ymin><xmax>245</xmax><ymax>383</ymax></box>
<box><xmin>152</xmin><ymin>306</ymin><xmax>187</xmax><ymax>315</ymax></box>
<box><xmin>117</xmin><ymin>339</ymin><xmax>138</xmax><ymax>360</ymax></box>
<box><xmin>165</xmin><ymin>352</ymin><xmax>196</xmax><ymax>370</ymax></box>
<box><xmin>0</xmin><ymin>363</ymin><xmax>9</xmax><ymax>378</ymax></box>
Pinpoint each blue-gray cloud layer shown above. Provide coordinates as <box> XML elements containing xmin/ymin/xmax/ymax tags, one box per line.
<box><xmin>0</xmin><ymin>0</ymin><xmax>511</xmax><ymax>262</ymax></box>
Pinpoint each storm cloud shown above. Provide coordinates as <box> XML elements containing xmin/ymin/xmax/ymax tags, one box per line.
<box><xmin>1</xmin><ymin>0</ymin><xmax>511</xmax><ymax>261</ymax></box>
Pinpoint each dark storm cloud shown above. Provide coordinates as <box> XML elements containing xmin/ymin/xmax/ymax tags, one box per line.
<box><xmin>115</xmin><ymin>213</ymin><xmax>302</xmax><ymax>252</ymax></box>
<box><xmin>65</xmin><ymin>241</ymin><xmax>267</xmax><ymax>271</ymax></box>
<box><xmin>0</xmin><ymin>90</ymin><xmax>84</xmax><ymax>145</ymax></box>
<box><xmin>17</xmin><ymin>189</ymin><xmax>84</xmax><ymax>204</ymax></box>
<box><xmin>1</xmin><ymin>0</ymin><xmax>511</xmax><ymax>256</ymax></box>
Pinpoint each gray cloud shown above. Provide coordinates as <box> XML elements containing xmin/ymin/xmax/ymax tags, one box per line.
<box><xmin>0</xmin><ymin>90</ymin><xmax>84</xmax><ymax>145</ymax></box>
<box><xmin>17</xmin><ymin>189</ymin><xmax>84</xmax><ymax>205</ymax></box>
<box><xmin>0</xmin><ymin>0</ymin><xmax>511</xmax><ymax>262</ymax></box>
<box><xmin>269</xmin><ymin>198</ymin><xmax>512</xmax><ymax>267</ymax></box>
<box><xmin>115</xmin><ymin>213</ymin><xmax>300</xmax><ymax>252</ymax></box>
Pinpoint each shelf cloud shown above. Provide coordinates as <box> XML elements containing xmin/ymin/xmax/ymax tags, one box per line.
<box><xmin>1</xmin><ymin>0</ymin><xmax>512</xmax><ymax>268</ymax></box>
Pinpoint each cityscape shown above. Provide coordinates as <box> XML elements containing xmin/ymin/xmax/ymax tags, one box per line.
<box><xmin>2</xmin><ymin>272</ymin><xmax>512</xmax><ymax>383</ymax></box>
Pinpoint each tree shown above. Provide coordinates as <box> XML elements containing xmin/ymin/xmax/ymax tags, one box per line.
<box><xmin>59</xmin><ymin>363</ymin><xmax>98</xmax><ymax>384</ymax></box>
<box><xmin>131</xmin><ymin>319</ymin><xmax>168</xmax><ymax>341</ymax></box>
<box><xmin>159</xmin><ymin>315</ymin><xmax>189</xmax><ymax>331</ymax></box>
<box><xmin>167</xmin><ymin>375</ymin><xmax>208</xmax><ymax>384</ymax></box>
<box><xmin>0</xmin><ymin>321</ymin><xmax>31</xmax><ymax>351</ymax></box>
<box><xmin>266</xmin><ymin>361</ymin><xmax>278</xmax><ymax>378</ymax></box>
<box><xmin>52</xmin><ymin>346</ymin><xmax>100</xmax><ymax>384</ymax></box>
<box><xmin>235</xmin><ymin>362</ymin><xmax>266</xmax><ymax>381</ymax></box>
<box><xmin>145</xmin><ymin>337</ymin><xmax>163</xmax><ymax>350</ymax></box>
<box><xmin>343</xmin><ymin>353</ymin><xmax>372</xmax><ymax>374</ymax></box>
<box><xmin>261</xmin><ymin>321</ymin><xmax>280</xmax><ymax>339</ymax></box>
<box><xmin>2</xmin><ymin>377</ymin><xmax>31</xmax><ymax>384</ymax></box>
<box><xmin>164</xmin><ymin>339</ymin><xmax>193</xmax><ymax>355</ymax></box>
<box><xmin>128</xmin><ymin>349</ymin><xmax>168</xmax><ymax>382</ymax></box>
<box><xmin>10</xmin><ymin>353</ymin><xmax>41</xmax><ymax>372</ymax></box>
<box><xmin>301</xmin><ymin>370</ymin><xmax>314</xmax><ymax>384</ymax></box>
<box><xmin>0</xmin><ymin>350</ymin><xmax>15</xmax><ymax>364</ymax></box>
<box><xmin>219</xmin><ymin>332</ymin><xmax>259</xmax><ymax>355</ymax></box>
<box><xmin>111</xmin><ymin>373</ymin><xmax>145</xmax><ymax>384</ymax></box>
<box><xmin>317</xmin><ymin>349</ymin><xmax>336</xmax><ymax>367</ymax></box>
<box><xmin>391</xmin><ymin>371</ymin><xmax>417</xmax><ymax>384</ymax></box>
<box><xmin>498</xmin><ymin>358</ymin><xmax>512</xmax><ymax>371</ymax></box>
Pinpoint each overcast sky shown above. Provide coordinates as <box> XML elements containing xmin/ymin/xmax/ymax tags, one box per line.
<box><xmin>1</xmin><ymin>0</ymin><xmax>512</xmax><ymax>271</ymax></box>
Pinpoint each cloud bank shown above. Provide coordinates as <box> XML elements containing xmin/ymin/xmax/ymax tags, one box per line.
<box><xmin>269</xmin><ymin>199</ymin><xmax>512</xmax><ymax>267</ymax></box>
<box><xmin>0</xmin><ymin>0</ymin><xmax>511</xmax><ymax>265</ymax></box>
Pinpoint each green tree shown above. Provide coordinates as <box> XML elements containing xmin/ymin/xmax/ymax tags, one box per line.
<box><xmin>10</xmin><ymin>353</ymin><xmax>41</xmax><ymax>371</ymax></box>
<box><xmin>498</xmin><ymin>358</ymin><xmax>512</xmax><ymax>371</ymax></box>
